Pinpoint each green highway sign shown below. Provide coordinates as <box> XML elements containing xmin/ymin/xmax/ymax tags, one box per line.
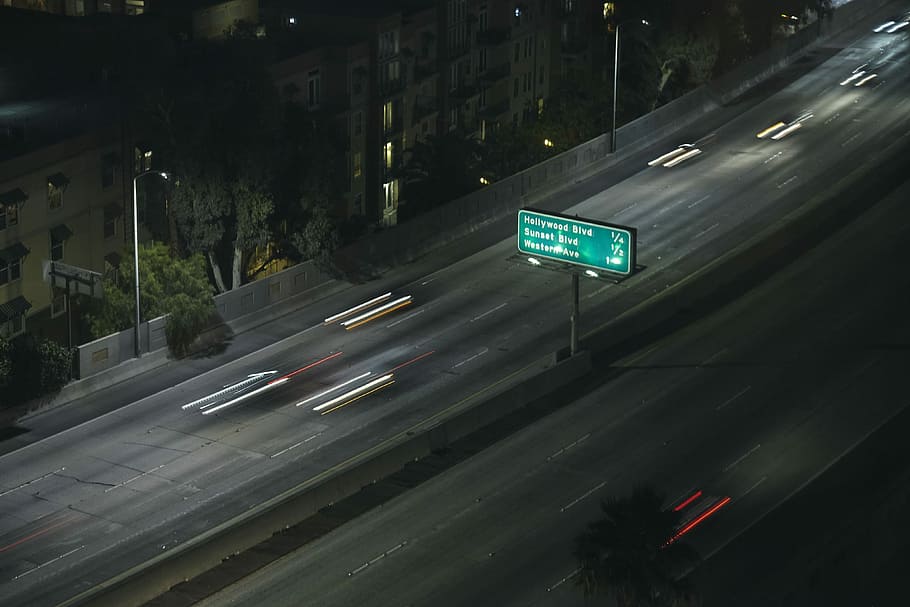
<box><xmin>517</xmin><ymin>208</ymin><xmax>637</xmax><ymax>275</ymax></box>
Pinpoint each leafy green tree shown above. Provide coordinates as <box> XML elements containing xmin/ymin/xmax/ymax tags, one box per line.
<box><xmin>3</xmin><ymin>335</ymin><xmax>73</xmax><ymax>405</ymax></box>
<box><xmin>141</xmin><ymin>38</ymin><xmax>281</xmax><ymax>292</ymax></box>
<box><xmin>538</xmin><ymin>73</ymin><xmax>611</xmax><ymax>150</ymax></box>
<box><xmin>653</xmin><ymin>31</ymin><xmax>719</xmax><ymax>108</ymax></box>
<box><xmin>266</xmin><ymin>100</ymin><xmax>344</xmax><ymax>273</ymax></box>
<box><xmin>141</xmin><ymin>37</ymin><xmax>343</xmax><ymax>288</ymax></box>
<box><xmin>86</xmin><ymin>242</ymin><xmax>215</xmax><ymax>357</ymax></box>
<box><xmin>575</xmin><ymin>486</ymin><xmax>701</xmax><ymax>606</ymax></box>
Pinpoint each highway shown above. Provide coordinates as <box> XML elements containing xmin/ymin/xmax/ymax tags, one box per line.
<box><xmin>1</xmin><ymin>3</ymin><xmax>909</xmax><ymax>605</ymax></box>
<box><xmin>196</xmin><ymin>173</ymin><xmax>910</xmax><ymax>607</ymax></box>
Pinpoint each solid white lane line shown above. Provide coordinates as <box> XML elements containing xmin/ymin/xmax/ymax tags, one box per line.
<box><xmin>104</xmin><ymin>464</ymin><xmax>167</xmax><ymax>493</ymax></box>
<box><xmin>694</xmin><ymin>223</ymin><xmax>719</xmax><ymax>239</ymax></box>
<box><xmin>701</xmin><ymin>347</ymin><xmax>728</xmax><ymax>365</ymax></box>
<box><xmin>687</xmin><ymin>194</ymin><xmax>710</xmax><ymax>208</ymax></box>
<box><xmin>270</xmin><ymin>433</ymin><xmax>322</xmax><ymax>459</ymax></box>
<box><xmin>547</xmin><ymin>567</ymin><xmax>582</xmax><ymax>592</ymax></box>
<box><xmin>387</xmin><ymin>308</ymin><xmax>426</xmax><ymax>328</ymax></box>
<box><xmin>0</xmin><ymin>467</ymin><xmax>66</xmax><ymax>498</ymax></box>
<box><xmin>583</xmin><ymin>283</ymin><xmax>611</xmax><ymax>300</ymax></box>
<box><xmin>763</xmin><ymin>151</ymin><xmax>783</xmax><ymax>165</ymax></box>
<box><xmin>560</xmin><ymin>480</ymin><xmax>607</xmax><ymax>512</ymax></box>
<box><xmin>347</xmin><ymin>540</ymin><xmax>408</xmax><ymax>577</ymax></box>
<box><xmin>615</xmin><ymin>202</ymin><xmax>637</xmax><ymax>217</ymax></box>
<box><xmin>841</xmin><ymin>132</ymin><xmax>862</xmax><ymax>147</ymax></box>
<box><xmin>472</xmin><ymin>302</ymin><xmax>508</xmax><ymax>322</ymax></box>
<box><xmin>658</xmin><ymin>198</ymin><xmax>686</xmax><ymax>215</ymax></box>
<box><xmin>776</xmin><ymin>176</ymin><xmax>798</xmax><ymax>189</ymax></box>
<box><xmin>547</xmin><ymin>433</ymin><xmax>591</xmax><ymax>461</ymax></box>
<box><xmin>724</xmin><ymin>444</ymin><xmax>761</xmax><ymax>472</ymax></box>
<box><xmin>453</xmin><ymin>348</ymin><xmax>489</xmax><ymax>369</ymax></box>
<box><xmin>12</xmin><ymin>545</ymin><xmax>85</xmax><ymax>581</ymax></box>
<box><xmin>716</xmin><ymin>386</ymin><xmax>752</xmax><ymax>411</ymax></box>
<box><xmin>737</xmin><ymin>475</ymin><xmax>768</xmax><ymax>501</ymax></box>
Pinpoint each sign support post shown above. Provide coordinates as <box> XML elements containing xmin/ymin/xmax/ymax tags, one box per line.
<box><xmin>570</xmin><ymin>272</ymin><xmax>579</xmax><ymax>356</ymax></box>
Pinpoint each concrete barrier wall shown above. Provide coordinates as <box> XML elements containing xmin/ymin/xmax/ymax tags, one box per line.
<box><xmin>336</xmin><ymin>0</ymin><xmax>884</xmax><ymax>274</ymax></box>
<box><xmin>69</xmin><ymin>351</ymin><xmax>592</xmax><ymax>607</ymax></box>
<box><xmin>210</xmin><ymin>260</ymin><xmax>332</xmax><ymax>323</ymax></box>
<box><xmin>74</xmin><ymin>260</ymin><xmax>334</xmax><ymax>380</ymax></box>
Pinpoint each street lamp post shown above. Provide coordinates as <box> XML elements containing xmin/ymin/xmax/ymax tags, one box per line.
<box><xmin>611</xmin><ymin>19</ymin><xmax>649</xmax><ymax>153</ymax></box>
<box><xmin>132</xmin><ymin>170</ymin><xmax>169</xmax><ymax>357</ymax></box>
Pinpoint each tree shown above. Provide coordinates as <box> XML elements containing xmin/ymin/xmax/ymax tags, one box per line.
<box><xmin>0</xmin><ymin>336</ymin><xmax>11</xmax><ymax>391</ymax></box>
<box><xmin>401</xmin><ymin>131</ymin><xmax>484</xmax><ymax>217</ymax></box>
<box><xmin>2</xmin><ymin>335</ymin><xmax>73</xmax><ymax>406</ymax></box>
<box><xmin>652</xmin><ymin>31</ymin><xmax>719</xmax><ymax>108</ymax></box>
<box><xmin>141</xmin><ymin>37</ymin><xmax>343</xmax><ymax>289</ymax></box>
<box><xmin>267</xmin><ymin>100</ymin><xmax>344</xmax><ymax>272</ymax></box>
<box><xmin>575</xmin><ymin>487</ymin><xmax>701</xmax><ymax>606</ymax></box>
<box><xmin>85</xmin><ymin>242</ymin><xmax>215</xmax><ymax>357</ymax></box>
<box><xmin>141</xmin><ymin>38</ymin><xmax>282</xmax><ymax>292</ymax></box>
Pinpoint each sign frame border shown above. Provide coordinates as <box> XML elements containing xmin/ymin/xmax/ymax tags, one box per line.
<box><xmin>517</xmin><ymin>207</ymin><xmax>637</xmax><ymax>276</ymax></box>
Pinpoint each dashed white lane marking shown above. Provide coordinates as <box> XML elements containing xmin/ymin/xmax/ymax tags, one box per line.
<box><xmin>724</xmin><ymin>444</ymin><xmax>761</xmax><ymax>472</ymax></box>
<box><xmin>716</xmin><ymin>386</ymin><xmax>752</xmax><ymax>411</ymax></box>
<box><xmin>560</xmin><ymin>480</ymin><xmax>607</xmax><ymax>513</ymax></box>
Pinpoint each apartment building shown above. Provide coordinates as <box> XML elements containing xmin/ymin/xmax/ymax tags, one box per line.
<box><xmin>0</xmin><ymin>0</ymin><xmax>147</xmax><ymax>16</ymax></box>
<box><xmin>262</xmin><ymin>0</ymin><xmax>561</xmax><ymax>226</ymax></box>
<box><xmin>0</xmin><ymin>96</ymin><xmax>132</xmax><ymax>342</ymax></box>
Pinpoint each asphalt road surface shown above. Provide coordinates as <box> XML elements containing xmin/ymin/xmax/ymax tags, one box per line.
<box><xmin>196</xmin><ymin>171</ymin><xmax>910</xmax><ymax>607</ymax></box>
<box><xmin>2</xmin><ymin>3</ymin><xmax>909</xmax><ymax>605</ymax></box>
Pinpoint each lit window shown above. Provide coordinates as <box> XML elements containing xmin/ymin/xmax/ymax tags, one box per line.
<box><xmin>288</xmin><ymin>16</ymin><xmax>297</xmax><ymax>25</ymax></box>
<box><xmin>603</xmin><ymin>2</ymin><xmax>615</xmax><ymax>20</ymax></box>
<box><xmin>0</xmin><ymin>204</ymin><xmax>17</xmax><ymax>231</ymax></box>
<box><xmin>353</xmin><ymin>152</ymin><xmax>362</xmax><ymax>178</ymax></box>
<box><xmin>384</xmin><ymin>141</ymin><xmax>394</xmax><ymax>169</ymax></box>
<box><xmin>47</xmin><ymin>173</ymin><xmax>69</xmax><ymax>210</ymax></box>
<box><xmin>383</xmin><ymin>101</ymin><xmax>394</xmax><ymax>132</ymax></box>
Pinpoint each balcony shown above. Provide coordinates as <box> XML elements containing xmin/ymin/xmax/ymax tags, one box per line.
<box><xmin>479</xmin><ymin>98</ymin><xmax>510</xmax><ymax>120</ymax></box>
<box><xmin>449</xmin><ymin>83</ymin><xmax>479</xmax><ymax>102</ymax></box>
<box><xmin>478</xmin><ymin>62</ymin><xmax>511</xmax><ymax>86</ymax></box>
<box><xmin>414</xmin><ymin>61</ymin><xmax>437</xmax><ymax>82</ymax></box>
<box><xmin>476</xmin><ymin>27</ymin><xmax>510</xmax><ymax>46</ymax></box>
<box><xmin>383</xmin><ymin>114</ymin><xmax>404</xmax><ymax>137</ymax></box>
<box><xmin>379</xmin><ymin>77</ymin><xmax>406</xmax><ymax>98</ymax></box>
<box><xmin>412</xmin><ymin>95</ymin><xmax>438</xmax><ymax>124</ymax></box>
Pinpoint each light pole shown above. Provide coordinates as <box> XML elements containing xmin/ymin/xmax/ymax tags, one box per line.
<box><xmin>132</xmin><ymin>170</ymin><xmax>169</xmax><ymax>357</ymax></box>
<box><xmin>611</xmin><ymin>19</ymin><xmax>649</xmax><ymax>153</ymax></box>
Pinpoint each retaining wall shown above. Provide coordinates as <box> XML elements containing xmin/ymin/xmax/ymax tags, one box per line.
<box><xmin>73</xmin><ymin>259</ymin><xmax>334</xmax><ymax>380</ymax></box>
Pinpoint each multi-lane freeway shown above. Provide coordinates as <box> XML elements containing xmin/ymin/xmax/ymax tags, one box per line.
<box><xmin>196</xmin><ymin>176</ymin><xmax>910</xmax><ymax>607</ymax></box>
<box><xmin>2</xmin><ymin>3</ymin><xmax>910</xmax><ymax>606</ymax></box>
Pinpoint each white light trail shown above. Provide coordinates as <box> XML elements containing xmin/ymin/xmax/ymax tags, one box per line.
<box><xmin>648</xmin><ymin>146</ymin><xmax>689</xmax><ymax>166</ymax></box>
<box><xmin>886</xmin><ymin>21</ymin><xmax>908</xmax><ymax>33</ymax></box>
<box><xmin>873</xmin><ymin>20</ymin><xmax>895</xmax><ymax>32</ymax></box>
<box><xmin>340</xmin><ymin>296</ymin><xmax>413</xmax><ymax>328</ymax></box>
<box><xmin>770</xmin><ymin>122</ymin><xmax>802</xmax><ymax>140</ymax></box>
<box><xmin>181</xmin><ymin>371</ymin><xmax>277</xmax><ymax>409</ymax></box>
<box><xmin>663</xmin><ymin>148</ymin><xmax>702</xmax><ymax>167</ymax></box>
<box><xmin>312</xmin><ymin>374</ymin><xmax>394</xmax><ymax>411</ymax></box>
<box><xmin>200</xmin><ymin>377</ymin><xmax>289</xmax><ymax>415</ymax></box>
<box><xmin>854</xmin><ymin>73</ymin><xmax>878</xmax><ymax>86</ymax></box>
<box><xmin>840</xmin><ymin>71</ymin><xmax>865</xmax><ymax>85</ymax></box>
<box><xmin>324</xmin><ymin>292</ymin><xmax>392</xmax><ymax>324</ymax></box>
<box><xmin>756</xmin><ymin>121</ymin><xmax>786</xmax><ymax>138</ymax></box>
<box><xmin>295</xmin><ymin>372</ymin><xmax>372</xmax><ymax>407</ymax></box>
